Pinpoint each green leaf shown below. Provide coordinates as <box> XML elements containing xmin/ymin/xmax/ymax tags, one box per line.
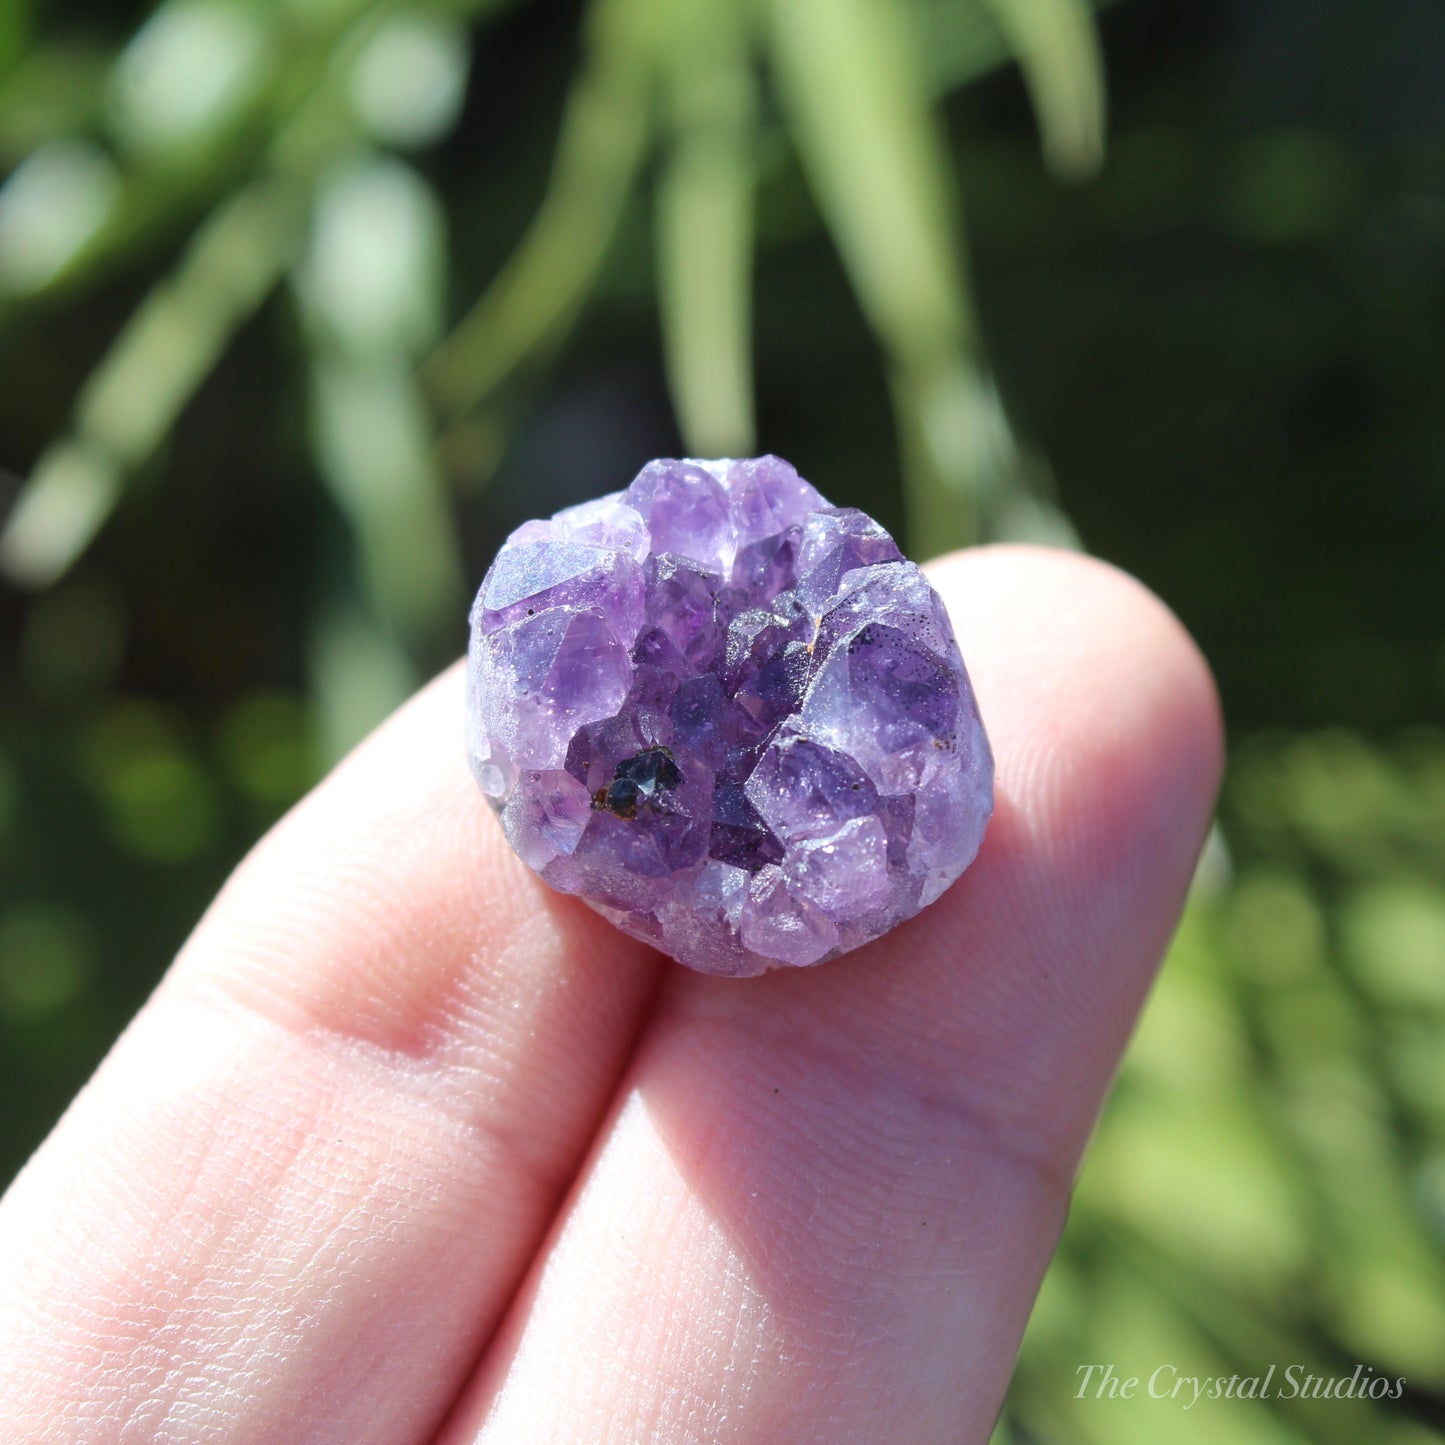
<box><xmin>0</xmin><ymin>139</ymin><xmax>121</xmax><ymax>297</ymax></box>
<box><xmin>978</xmin><ymin>0</ymin><xmax>1107</xmax><ymax>180</ymax></box>
<box><xmin>308</xmin><ymin>355</ymin><xmax>463</xmax><ymax>641</ymax></box>
<box><xmin>106</xmin><ymin>0</ymin><xmax>272</xmax><ymax>165</ymax></box>
<box><xmin>295</xmin><ymin>156</ymin><xmax>461</xmax><ymax>648</ymax></box>
<box><xmin>769</xmin><ymin>0</ymin><xmax>970</xmax><ymax>370</ymax></box>
<box><xmin>346</xmin><ymin>12</ymin><xmax>471</xmax><ymax>150</ymax></box>
<box><xmin>0</xmin><ymin>181</ymin><xmax>302</xmax><ymax>587</ymax></box>
<box><xmin>297</xmin><ymin>153</ymin><xmax>446</xmax><ymax>358</ymax></box>
<box><xmin>296</xmin><ymin>156</ymin><xmax>461</xmax><ymax>642</ymax></box>
<box><xmin>910</xmin><ymin>0</ymin><xmax>1014</xmax><ymax>98</ymax></box>
<box><xmin>425</xmin><ymin>0</ymin><xmax>660</xmax><ymax>420</ymax></box>
<box><xmin>655</xmin><ymin>0</ymin><xmax>758</xmax><ymax>457</ymax></box>
<box><xmin>768</xmin><ymin>0</ymin><xmax>979</xmax><ymax>552</ymax></box>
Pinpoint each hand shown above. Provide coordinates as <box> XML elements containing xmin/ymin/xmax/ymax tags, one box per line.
<box><xmin>0</xmin><ymin>546</ymin><xmax>1221</xmax><ymax>1444</ymax></box>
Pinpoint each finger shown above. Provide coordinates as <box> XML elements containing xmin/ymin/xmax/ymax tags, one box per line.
<box><xmin>0</xmin><ymin>665</ymin><xmax>664</xmax><ymax>1445</ymax></box>
<box><xmin>441</xmin><ymin>545</ymin><xmax>1224</xmax><ymax>1444</ymax></box>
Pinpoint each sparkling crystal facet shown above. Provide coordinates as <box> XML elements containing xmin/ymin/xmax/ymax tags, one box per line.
<box><xmin>467</xmin><ymin>456</ymin><xmax>993</xmax><ymax>975</ymax></box>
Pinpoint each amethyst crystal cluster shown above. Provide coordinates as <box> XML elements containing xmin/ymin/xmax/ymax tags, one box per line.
<box><xmin>466</xmin><ymin>456</ymin><xmax>992</xmax><ymax>975</ymax></box>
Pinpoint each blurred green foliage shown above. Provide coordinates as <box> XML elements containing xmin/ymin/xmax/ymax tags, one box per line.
<box><xmin>0</xmin><ymin>0</ymin><xmax>1098</xmax><ymax>726</ymax></box>
<box><xmin>1001</xmin><ymin>729</ymin><xmax>1445</xmax><ymax>1442</ymax></box>
<box><xmin>1</xmin><ymin>0</ymin><xmax>1443</xmax><ymax>1440</ymax></box>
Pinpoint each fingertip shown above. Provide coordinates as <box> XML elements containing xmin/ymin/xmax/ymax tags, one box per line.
<box><xmin>926</xmin><ymin>543</ymin><xmax>1224</xmax><ymax>833</ymax></box>
<box><xmin>900</xmin><ymin>544</ymin><xmax>1224</xmax><ymax>1149</ymax></box>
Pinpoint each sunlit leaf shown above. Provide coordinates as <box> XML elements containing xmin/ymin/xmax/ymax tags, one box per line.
<box><xmin>0</xmin><ymin>181</ymin><xmax>302</xmax><ymax>586</ymax></box>
<box><xmin>309</xmin><ymin>355</ymin><xmax>463</xmax><ymax>639</ymax></box>
<box><xmin>298</xmin><ymin>154</ymin><xmax>446</xmax><ymax>357</ymax></box>
<box><xmin>348</xmin><ymin>12</ymin><xmax>471</xmax><ymax>150</ymax></box>
<box><xmin>425</xmin><ymin>0</ymin><xmax>660</xmax><ymax>420</ymax></box>
<box><xmin>768</xmin><ymin>0</ymin><xmax>981</xmax><ymax>553</ymax></box>
<box><xmin>107</xmin><ymin>0</ymin><xmax>272</xmax><ymax>163</ymax></box>
<box><xmin>0</xmin><ymin>139</ymin><xmax>120</xmax><ymax>295</ymax></box>
<box><xmin>297</xmin><ymin>155</ymin><xmax>462</xmax><ymax>641</ymax></box>
<box><xmin>0</xmin><ymin>0</ymin><xmax>435</xmax><ymax>312</ymax></box>
<box><xmin>769</xmin><ymin>0</ymin><xmax>969</xmax><ymax>370</ymax></box>
<box><xmin>978</xmin><ymin>0</ymin><xmax>1107</xmax><ymax>180</ymax></box>
<box><xmin>656</xmin><ymin>0</ymin><xmax>757</xmax><ymax>457</ymax></box>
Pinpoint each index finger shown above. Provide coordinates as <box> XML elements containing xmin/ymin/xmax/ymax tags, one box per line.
<box><xmin>0</xmin><ymin>664</ymin><xmax>664</xmax><ymax>1445</ymax></box>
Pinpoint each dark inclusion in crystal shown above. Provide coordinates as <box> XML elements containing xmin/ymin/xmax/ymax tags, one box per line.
<box><xmin>592</xmin><ymin>747</ymin><xmax>683</xmax><ymax>820</ymax></box>
<box><xmin>466</xmin><ymin>455</ymin><xmax>993</xmax><ymax>976</ymax></box>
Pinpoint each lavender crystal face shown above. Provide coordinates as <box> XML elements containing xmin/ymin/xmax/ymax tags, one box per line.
<box><xmin>466</xmin><ymin>456</ymin><xmax>993</xmax><ymax>976</ymax></box>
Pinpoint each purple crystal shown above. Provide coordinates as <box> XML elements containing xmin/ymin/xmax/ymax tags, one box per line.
<box><xmin>466</xmin><ymin>456</ymin><xmax>993</xmax><ymax>975</ymax></box>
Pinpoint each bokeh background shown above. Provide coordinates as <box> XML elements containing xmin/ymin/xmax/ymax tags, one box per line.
<box><xmin>1</xmin><ymin>0</ymin><xmax>1443</xmax><ymax>1439</ymax></box>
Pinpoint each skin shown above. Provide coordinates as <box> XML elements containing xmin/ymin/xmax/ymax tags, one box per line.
<box><xmin>0</xmin><ymin>545</ymin><xmax>1222</xmax><ymax>1444</ymax></box>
